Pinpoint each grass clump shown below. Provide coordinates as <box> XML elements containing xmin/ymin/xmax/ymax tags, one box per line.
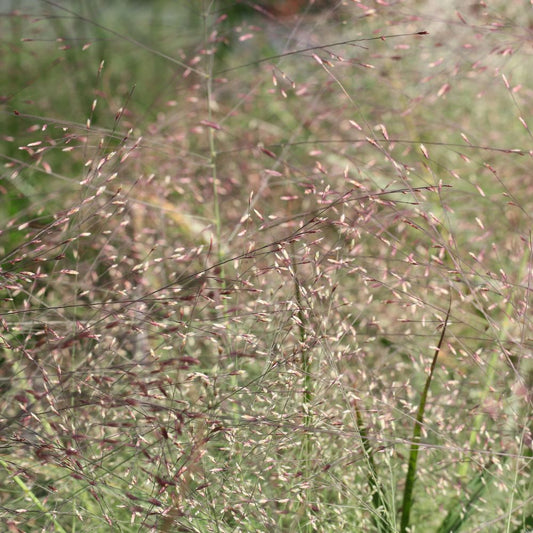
<box><xmin>0</xmin><ymin>1</ymin><xmax>531</xmax><ymax>531</ymax></box>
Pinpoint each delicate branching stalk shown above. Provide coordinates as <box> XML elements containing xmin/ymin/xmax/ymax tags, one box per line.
<box><xmin>400</xmin><ymin>299</ymin><xmax>452</xmax><ymax>533</ymax></box>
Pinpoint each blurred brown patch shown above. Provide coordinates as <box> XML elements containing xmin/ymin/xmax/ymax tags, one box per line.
<box><xmin>259</xmin><ymin>0</ymin><xmax>332</xmax><ymax>17</ymax></box>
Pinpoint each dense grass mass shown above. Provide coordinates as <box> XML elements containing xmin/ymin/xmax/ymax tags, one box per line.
<box><xmin>0</xmin><ymin>1</ymin><xmax>531</xmax><ymax>531</ymax></box>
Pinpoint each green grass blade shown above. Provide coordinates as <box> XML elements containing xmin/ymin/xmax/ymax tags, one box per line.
<box><xmin>353</xmin><ymin>399</ymin><xmax>394</xmax><ymax>533</ymax></box>
<box><xmin>399</xmin><ymin>300</ymin><xmax>452</xmax><ymax>533</ymax></box>
<box><xmin>436</xmin><ymin>460</ymin><xmax>494</xmax><ymax>533</ymax></box>
<box><xmin>1</xmin><ymin>459</ymin><xmax>68</xmax><ymax>533</ymax></box>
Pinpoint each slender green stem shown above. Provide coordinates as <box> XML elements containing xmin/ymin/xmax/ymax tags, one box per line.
<box><xmin>400</xmin><ymin>299</ymin><xmax>452</xmax><ymax>533</ymax></box>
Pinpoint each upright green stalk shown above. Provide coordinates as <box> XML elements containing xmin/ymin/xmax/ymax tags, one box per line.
<box><xmin>400</xmin><ymin>300</ymin><xmax>451</xmax><ymax>533</ymax></box>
